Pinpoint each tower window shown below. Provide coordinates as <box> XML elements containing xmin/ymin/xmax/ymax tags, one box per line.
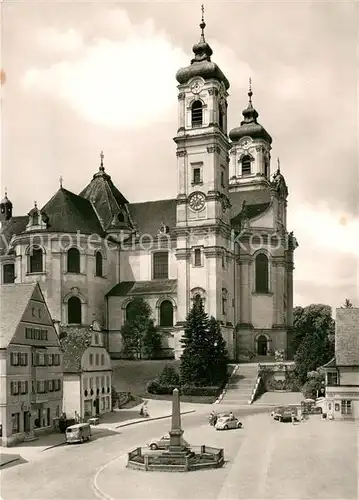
<box><xmin>241</xmin><ymin>156</ymin><xmax>252</xmax><ymax>176</ymax></box>
<box><xmin>153</xmin><ymin>252</ymin><xmax>168</xmax><ymax>279</ymax></box>
<box><xmin>264</xmin><ymin>160</ymin><xmax>269</xmax><ymax>178</ymax></box>
<box><xmin>29</xmin><ymin>247</ymin><xmax>43</xmax><ymax>274</ymax></box>
<box><xmin>159</xmin><ymin>300</ymin><xmax>174</xmax><ymax>327</ymax></box>
<box><xmin>191</xmin><ymin>101</ymin><xmax>203</xmax><ymax>128</ymax></box>
<box><xmin>67</xmin><ymin>248</ymin><xmax>80</xmax><ymax>274</ymax></box>
<box><xmin>193</xmin><ymin>168</ymin><xmax>201</xmax><ymax>185</ymax></box>
<box><xmin>222</xmin><ymin>288</ymin><xmax>227</xmax><ymax>315</ymax></box>
<box><xmin>221</xmin><ymin>168</ymin><xmax>225</xmax><ymax>188</ymax></box>
<box><xmin>255</xmin><ymin>253</ymin><xmax>269</xmax><ymax>293</ymax></box>
<box><xmin>194</xmin><ymin>248</ymin><xmax>201</xmax><ymax>267</ymax></box>
<box><xmin>68</xmin><ymin>296</ymin><xmax>82</xmax><ymax>324</ymax></box>
<box><xmin>95</xmin><ymin>251</ymin><xmax>103</xmax><ymax>277</ymax></box>
<box><xmin>3</xmin><ymin>263</ymin><xmax>15</xmax><ymax>284</ymax></box>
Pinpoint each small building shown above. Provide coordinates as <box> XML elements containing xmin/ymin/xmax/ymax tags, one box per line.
<box><xmin>61</xmin><ymin>321</ymin><xmax>112</xmax><ymax>420</ymax></box>
<box><xmin>0</xmin><ymin>282</ymin><xmax>63</xmax><ymax>446</ymax></box>
<box><xmin>323</xmin><ymin>308</ymin><xmax>359</xmax><ymax>420</ymax></box>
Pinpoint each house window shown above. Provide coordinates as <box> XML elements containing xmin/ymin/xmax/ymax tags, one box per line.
<box><xmin>67</xmin><ymin>248</ymin><xmax>80</xmax><ymax>274</ymax></box>
<box><xmin>68</xmin><ymin>296</ymin><xmax>82</xmax><ymax>324</ymax></box>
<box><xmin>241</xmin><ymin>155</ymin><xmax>251</xmax><ymax>176</ymax></box>
<box><xmin>101</xmin><ymin>354</ymin><xmax>105</xmax><ymax>365</ymax></box>
<box><xmin>193</xmin><ymin>167</ymin><xmax>201</xmax><ymax>185</ymax></box>
<box><xmin>10</xmin><ymin>381</ymin><xmax>19</xmax><ymax>395</ymax></box>
<box><xmin>194</xmin><ymin>248</ymin><xmax>201</xmax><ymax>267</ymax></box>
<box><xmin>153</xmin><ymin>252</ymin><xmax>168</xmax><ymax>279</ymax></box>
<box><xmin>95</xmin><ymin>251</ymin><xmax>103</xmax><ymax>277</ymax></box>
<box><xmin>20</xmin><ymin>353</ymin><xmax>28</xmax><ymax>366</ymax></box>
<box><xmin>159</xmin><ymin>300</ymin><xmax>174</xmax><ymax>327</ymax></box>
<box><xmin>29</xmin><ymin>247</ymin><xmax>43</xmax><ymax>273</ymax></box>
<box><xmin>37</xmin><ymin>380</ymin><xmax>46</xmax><ymax>393</ymax></box>
<box><xmin>37</xmin><ymin>353</ymin><xmax>46</xmax><ymax>366</ymax></box>
<box><xmin>341</xmin><ymin>400</ymin><xmax>352</xmax><ymax>415</ymax></box>
<box><xmin>12</xmin><ymin>413</ymin><xmax>20</xmax><ymax>434</ymax></box>
<box><xmin>53</xmin><ymin>353</ymin><xmax>60</xmax><ymax>366</ymax></box>
<box><xmin>191</xmin><ymin>100</ymin><xmax>203</xmax><ymax>127</ymax></box>
<box><xmin>219</xmin><ymin>104</ymin><xmax>224</xmax><ymax>131</ymax></box>
<box><xmin>95</xmin><ymin>354</ymin><xmax>99</xmax><ymax>365</ymax></box>
<box><xmin>255</xmin><ymin>253</ymin><xmax>269</xmax><ymax>293</ymax></box>
<box><xmin>20</xmin><ymin>381</ymin><xmax>28</xmax><ymax>394</ymax></box>
<box><xmin>10</xmin><ymin>352</ymin><xmax>19</xmax><ymax>366</ymax></box>
<box><xmin>106</xmin><ymin>375</ymin><xmax>110</xmax><ymax>388</ymax></box>
<box><xmin>47</xmin><ymin>354</ymin><xmax>53</xmax><ymax>366</ymax></box>
<box><xmin>3</xmin><ymin>263</ymin><xmax>15</xmax><ymax>283</ymax></box>
<box><xmin>327</xmin><ymin>372</ymin><xmax>338</xmax><ymax>386</ymax></box>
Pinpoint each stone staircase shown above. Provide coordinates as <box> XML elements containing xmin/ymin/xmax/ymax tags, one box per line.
<box><xmin>220</xmin><ymin>364</ymin><xmax>259</xmax><ymax>405</ymax></box>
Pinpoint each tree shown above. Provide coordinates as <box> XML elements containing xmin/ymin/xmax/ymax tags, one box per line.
<box><xmin>292</xmin><ymin>304</ymin><xmax>335</xmax><ymax>353</ymax></box>
<box><xmin>180</xmin><ymin>299</ymin><xmax>228</xmax><ymax>386</ymax></box>
<box><xmin>294</xmin><ymin>332</ymin><xmax>334</xmax><ymax>386</ymax></box>
<box><xmin>341</xmin><ymin>298</ymin><xmax>353</xmax><ymax>308</ymax></box>
<box><xmin>120</xmin><ymin>298</ymin><xmax>161</xmax><ymax>359</ymax></box>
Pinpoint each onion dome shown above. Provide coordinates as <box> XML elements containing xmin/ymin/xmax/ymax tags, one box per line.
<box><xmin>176</xmin><ymin>7</ymin><xmax>229</xmax><ymax>90</ymax></box>
<box><xmin>229</xmin><ymin>81</ymin><xmax>272</xmax><ymax>143</ymax></box>
<box><xmin>1</xmin><ymin>190</ymin><xmax>12</xmax><ymax>207</ymax></box>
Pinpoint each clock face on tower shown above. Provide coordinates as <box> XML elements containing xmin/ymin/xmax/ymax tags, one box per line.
<box><xmin>189</xmin><ymin>192</ymin><xmax>206</xmax><ymax>211</ymax></box>
<box><xmin>191</xmin><ymin>80</ymin><xmax>203</xmax><ymax>95</ymax></box>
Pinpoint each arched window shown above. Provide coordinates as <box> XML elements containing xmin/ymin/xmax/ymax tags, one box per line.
<box><xmin>159</xmin><ymin>300</ymin><xmax>174</xmax><ymax>327</ymax></box>
<box><xmin>68</xmin><ymin>296</ymin><xmax>82</xmax><ymax>324</ymax></box>
<box><xmin>3</xmin><ymin>263</ymin><xmax>15</xmax><ymax>283</ymax></box>
<box><xmin>241</xmin><ymin>155</ymin><xmax>251</xmax><ymax>176</ymax></box>
<box><xmin>95</xmin><ymin>251</ymin><xmax>103</xmax><ymax>277</ymax></box>
<box><xmin>29</xmin><ymin>247</ymin><xmax>43</xmax><ymax>273</ymax></box>
<box><xmin>255</xmin><ymin>253</ymin><xmax>269</xmax><ymax>293</ymax></box>
<box><xmin>191</xmin><ymin>101</ymin><xmax>203</xmax><ymax>128</ymax></box>
<box><xmin>118</xmin><ymin>212</ymin><xmax>125</xmax><ymax>223</ymax></box>
<box><xmin>67</xmin><ymin>248</ymin><xmax>80</xmax><ymax>274</ymax></box>
<box><xmin>264</xmin><ymin>160</ymin><xmax>269</xmax><ymax>178</ymax></box>
<box><xmin>125</xmin><ymin>302</ymin><xmax>133</xmax><ymax>323</ymax></box>
<box><xmin>219</xmin><ymin>107</ymin><xmax>224</xmax><ymax>131</ymax></box>
<box><xmin>257</xmin><ymin>335</ymin><xmax>268</xmax><ymax>356</ymax></box>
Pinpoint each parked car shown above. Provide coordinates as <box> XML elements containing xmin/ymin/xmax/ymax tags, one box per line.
<box><xmin>215</xmin><ymin>416</ymin><xmax>242</xmax><ymax>430</ymax></box>
<box><xmin>271</xmin><ymin>406</ymin><xmax>298</xmax><ymax>422</ymax></box>
<box><xmin>65</xmin><ymin>423</ymin><xmax>92</xmax><ymax>444</ymax></box>
<box><xmin>147</xmin><ymin>434</ymin><xmax>189</xmax><ymax>450</ymax></box>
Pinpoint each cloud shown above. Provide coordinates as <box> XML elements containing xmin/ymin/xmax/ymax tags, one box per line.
<box><xmin>35</xmin><ymin>27</ymin><xmax>84</xmax><ymax>53</ymax></box>
<box><xmin>22</xmin><ymin>14</ymin><xmax>188</xmax><ymax>129</ymax></box>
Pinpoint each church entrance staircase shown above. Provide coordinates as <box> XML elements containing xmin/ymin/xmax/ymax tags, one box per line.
<box><xmin>220</xmin><ymin>364</ymin><xmax>259</xmax><ymax>405</ymax></box>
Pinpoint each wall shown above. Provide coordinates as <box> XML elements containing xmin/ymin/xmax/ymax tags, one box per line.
<box><xmin>63</xmin><ymin>374</ymin><xmax>80</xmax><ymax>418</ymax></box>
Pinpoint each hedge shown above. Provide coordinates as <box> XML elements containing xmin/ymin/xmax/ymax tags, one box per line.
<box><xmin>146</xmin><ymin>380</ymin><xmax>223</xmax><ymax>397</ymax></box>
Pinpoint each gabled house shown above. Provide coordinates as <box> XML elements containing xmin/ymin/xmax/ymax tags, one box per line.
<box><xmin>0</xmin><ymin>282</ymin><xmax>63</xmax><ymax>446</ymax></box>
<box><xmin>323</xmin><ymin>308</ymin><xmax>359</xmax><ymax>420</ymax></box>
<box><xmin>60</xmin><ymin>321</ymin><xmax>112</xmax><ymax>420</ymax></box>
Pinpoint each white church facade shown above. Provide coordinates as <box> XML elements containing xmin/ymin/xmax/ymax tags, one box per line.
<box><xmin>0</xmin><ymin>16</ymin><xmax>298</xmax><ymax>361</ymax></box>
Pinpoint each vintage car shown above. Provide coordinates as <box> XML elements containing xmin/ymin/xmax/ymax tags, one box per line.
<box><xmin>271</xmin><ymin>406</ymin><xmax>298</xmax><ymax>422</ymax></box>
<box><xmin>215</xmin><ymin>416</ymin><xmax>242</xmax><ymax>430</ymax></box>
<box><xmin>147</xmin><ymin>434</ymin><xmax>189</xmax><ymax>450</ymax></box>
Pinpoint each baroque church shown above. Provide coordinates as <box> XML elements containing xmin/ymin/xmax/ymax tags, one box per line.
<box><xmin>0</xmin><ymin>15</ymin><xmax>298</xmax><ymax>361</ymax></box>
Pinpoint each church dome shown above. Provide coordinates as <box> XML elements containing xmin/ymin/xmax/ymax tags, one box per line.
<box><xmin>176</xmin><ymin>10</ymin><xmax>229</xmax><ymax>90</ymax></box>
<box><xmin>229</xmin><ymin>86</ymin><xmax>272</xmax><ymax>144</ymax></box>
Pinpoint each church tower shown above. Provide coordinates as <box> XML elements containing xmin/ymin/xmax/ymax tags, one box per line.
<box><xmin>173</xmin><ymin>7</ymin><xmax>234</xmax><ymax>357</ymax></box>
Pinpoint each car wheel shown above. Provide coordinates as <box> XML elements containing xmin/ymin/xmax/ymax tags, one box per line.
<box><xmin>150</xmin><ymin>444</ymin><xmax>158</xmax><ymax>450</ymax></box>
<box><xmin>81</xmin><ymin>437</ymin><xmax>85</xmax><ymax>443</ymax></box>
<box><xmin>224</xmin><ymin>425</ymin><xmax>228</xmax><ymax>430</ymax></box>
<box><xmin>279</xmin><ymin>417</ymin><xmax>282</xmax><ymax>422</ymax></box>
<box><xmin>237</xmin><ymin>422</ymin><xmax>242</xmax><ymax>428</ymax></box>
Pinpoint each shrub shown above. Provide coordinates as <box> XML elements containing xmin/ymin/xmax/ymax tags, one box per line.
<box><xmin>158</xmin><ymin>365</ymin><xmax>180</xmax><ymax>386</ymax></box>
<box><xmin>146</xmin><ymin>380</ymin><xmax>223</xmax><ymax>397</ymax></box>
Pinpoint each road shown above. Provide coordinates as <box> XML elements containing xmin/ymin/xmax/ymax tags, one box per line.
<box><xmin>1</xmin><ymin>406</ymin><xmax>357</xmax><ymax>500</ymax></box>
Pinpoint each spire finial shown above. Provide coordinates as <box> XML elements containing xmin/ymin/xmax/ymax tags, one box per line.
<box><xmin>200</xmin><ymin>4</ymin><xmax>206</xmax><ymax>42</ymax></box>
<box><xmin>34</xmin><ymin>201</ymin><xmax>37</xmax><ymax>209</ymax></box>
<box><xmin>100</xmin><ymin>150</ymin><xmax>104</xmax><ymax>171</ymax></box>
<box><xmin>277</xmin><ymin>157</ymin><xmax>281</xmax><ymax>172</ymax></box>
<box><xmin>59</xmin><ymin>176</ymin><xmax>63</xmax><ymax>189</ymax></box>
<box><xmin>248</xmin><ymin>77</ymin><xmax>253</xmax><ymax>103</ymax></box>
<box><xmin>4</xmin><ymin>187</ymin><xmax>7</xmax><ymax>198</ymax></box>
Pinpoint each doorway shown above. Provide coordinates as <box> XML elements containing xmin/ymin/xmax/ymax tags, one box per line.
<box><xmin>23</xmin><ymin>411</ymin><xmax>31</xmax><ymax>433</ymax></box>
<box><xmin>257</xmin><ymin>335</ymin><xmax>268</xmax><ymax>356</ymax></box>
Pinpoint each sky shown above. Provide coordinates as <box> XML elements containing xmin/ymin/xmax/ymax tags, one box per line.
<box><xmin>1</xmin><ymin>0</ymin><xmax>358</xmax><ymax>311</ymax></box>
